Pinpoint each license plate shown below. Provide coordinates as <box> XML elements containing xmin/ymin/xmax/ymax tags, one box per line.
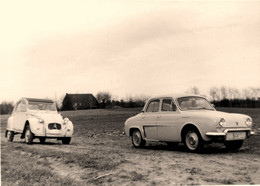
<box><xmin>226</xmin><ymin>132</ymin><xmax>246</xmax><ymax>141</ymax></box>
<box><xmin>47</xmin><ymin>130</ymin><xmax>61</xmax><ymax>135</ymax></box>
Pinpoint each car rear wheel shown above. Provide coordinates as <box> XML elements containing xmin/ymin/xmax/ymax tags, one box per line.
<box><xmin>62</xmin><ymin>137</ymin><xmax>71</xmax><ymax>144</ymax></box>
<box><xmin>25</xmin><ymin>126</ymin><xmax>34</xmax><ymax>144</ymax></box>
<box><xmin>131</xmin><ymin>129</ymin><xmax>145</xmax><ymax>148</ymax></box>
<box><xmin>39</xmin><ymin>137</ymin><xmax>46</xmax><ymax>144</ymax></box>
<box><xmin>7</xmin><ymin>130</ymin><xmax>14</xmax><ymax>142</ymax></box>
<box><xmin>224</xmin><ymin>140</ymin><xmax>243</xmax><ymax>150</ymax></box>
<box><xmin>184</xmin><ymin>129</ymin><xmax>203</xmax><ymax>152</ymax></box>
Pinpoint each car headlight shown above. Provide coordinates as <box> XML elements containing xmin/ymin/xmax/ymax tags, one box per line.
<box><xmin>64</xmin><ymin>117</ymin><xmax>69</xmax><ymax>124</ymax></box>
<box><xmin>39</xmin><ymin>118</ymin><xmax>44</xmax><ymax>123</ymax></box>
<box><xmin>245</xmin><ymin>118</ymin><xmax>252</xmax><ymax>127</ymax></box>
<box><xmin>219</xmin><ymin>118</ymin><xmax>225</xmax><ymax>127</ymax></box>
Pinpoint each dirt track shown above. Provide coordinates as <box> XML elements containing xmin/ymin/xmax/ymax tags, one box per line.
<box><xmin>1</xmin><ymin>108</ymin><xmax>260</xmax><ymax>185</ymax></box>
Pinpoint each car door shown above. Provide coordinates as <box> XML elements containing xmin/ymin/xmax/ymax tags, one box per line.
<box><xmin>13</xmin><ymin>100</ymin><xmax>27</xmax><ymax>132</ymax></box>
<box><xmin>142</xmin><ymin>99</ymin><xmax>160</xmax><ymax>140</ymax></box>
<box><xmin>157</xmin><ymin>98</ymin><xmax>180</xmax><ymax>141</ymax></box>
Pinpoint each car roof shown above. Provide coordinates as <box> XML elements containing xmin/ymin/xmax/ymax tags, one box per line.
<box><xmin>23</xmin><ymin>97</ymin><xmax>54</xmax><ymax>103</ymax></box>
<box><xmin>150</xmin><ymin>93</ymin><xmax>205</xmax><ymax>100</ymax></box>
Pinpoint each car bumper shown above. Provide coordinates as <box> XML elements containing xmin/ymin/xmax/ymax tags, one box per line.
<box><xmin>206</xmin><ymin>128</ymin><xmax>255</xmax><ymax>140</ymax></box>
<box><xmin>34</xmin><ymin>128</ymin><xmax>73</xmax><ymax>137</ymax></box>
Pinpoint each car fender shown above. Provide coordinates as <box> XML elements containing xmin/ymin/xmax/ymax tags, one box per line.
<box><xmin>180</xmin><ymin>122</ymin><xmax>210</xmax><ymax>141</ymax></box>
<box><xmin>64</xmin><ymin>121</ymin><xmax>74</xmax><ymax>137</ymax></box>
<box><xmin>26</xmin><ymin>117</ymin><xmax>44</xmax><ymax>135</ymax></box>
<box><xmin>6</xmin><ymin>116</ymin><xmax>14</xmax><ymax>131</ymax></box>
<box><xmin>129</xmin><ymin>126</ymin><xmax>145</xmax><ymax>139</ymax></box>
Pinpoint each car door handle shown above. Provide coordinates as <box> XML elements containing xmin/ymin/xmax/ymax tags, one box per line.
<box><xmin>157</xmin><ymin>116</ymin><xmax>161</xmax><ymax>119</ymax></box>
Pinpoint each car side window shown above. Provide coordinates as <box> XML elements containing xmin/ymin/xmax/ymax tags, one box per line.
<box><xmin>15</xmin><ymin>102</ymin><xmax>21</xmax><ymax>112</ymax></box>
<box><xmin>161</xmin><ymin>99</ymin><xmax>177</xmax><ymax>112</ymax></box>
<box><xmin>16</xmin><ymin>102</ymin><xmax>26</xmax><ymax>112</ymax></box>
<box><xmin>146</xmin><ymin>100</ymin><xmax>160</xmax><ymax>112</ymax></box>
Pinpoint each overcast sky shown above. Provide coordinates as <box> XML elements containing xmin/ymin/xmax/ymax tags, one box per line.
<box><xmin>1</xmin><ymin>1</ymin><xmax>260</xmax><ymax>102</ymax></box>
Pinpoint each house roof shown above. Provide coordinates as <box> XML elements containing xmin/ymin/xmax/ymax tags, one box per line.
<box><xmin>65</xmin><ymin>93</ymin><xmax>97</xmax><ymax>103</ymax></box>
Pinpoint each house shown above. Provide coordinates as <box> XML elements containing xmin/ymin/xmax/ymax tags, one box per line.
<box><xmin>61</xmin><ymin>93</ymin><xmax>98</xmax><ymax>110</ymax></box>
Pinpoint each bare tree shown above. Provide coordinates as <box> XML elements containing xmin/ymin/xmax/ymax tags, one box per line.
<box><xmin>186</xmin><ymin>86</ymin><xmax>200</xmax><ymax>95</ymax></box>
<box><xmin>232</xmin><ymin>88</ymin><xmax>241</xmax><ymax>99</ymax></box>
<box><xmin>243</xmin><ymin>87</ymin><xmax>259</xmax><ymax>100</ymax></box>
<box><xmin>209</xmin><ymin>87</ymin><xmax>217</xmax><ymax>101</ymax></box>
<box><xmin>220</xmin><ymin>86</ymin><xmax>228</xmax><ymax>99</ymax></box>
<box><xmin>96</xmin><ymin>91</ymin><xmax>112</xmax><ymax>108</ymax></box>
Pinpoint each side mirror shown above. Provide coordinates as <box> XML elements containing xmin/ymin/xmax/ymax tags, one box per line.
<box><xmin>141</xmin><ymin>110</ymin><xmax>144</xmax><ymax>113</ymax></box>
<box><xmin>211</xmin><ymin>104</ymin><xmax>215</xmax><ymax>108</ymax></box>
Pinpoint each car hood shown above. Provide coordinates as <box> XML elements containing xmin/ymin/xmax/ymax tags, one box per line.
<box><xmin>181</xmin><ymin>110</ymin><xmax>251</xmax><ymax>128</ymax></box>
<box><xmin>28</xmin><ymin>112</ymin><xmax>64</xmax><ymax>124</ymax></box>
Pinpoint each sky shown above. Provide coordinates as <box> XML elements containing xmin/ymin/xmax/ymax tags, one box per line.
<box><xmin>1</xmin><ymin>0</ymin><xmax>260</xmax><ymax>103</ymax></box>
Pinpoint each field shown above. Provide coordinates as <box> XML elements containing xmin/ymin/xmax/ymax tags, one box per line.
<box><xmin>1</xmin><ymin>107</ymin><xmax>260</xmax><ymax>185</ymax></box>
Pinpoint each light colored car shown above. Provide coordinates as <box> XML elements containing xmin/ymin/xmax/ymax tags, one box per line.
<box><xmin>124</xmin><ymin>94</ymin><xmax>255</xmax><ymax>152</ymax></box>
<box><xmin>6</xmin><ymin>98</ymin><xmax>73</xmax><ymax>144</ymax></box>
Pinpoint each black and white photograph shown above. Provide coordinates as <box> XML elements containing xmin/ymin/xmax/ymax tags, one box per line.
<box><xmin>1</xmin><ymin>0</ymin><xmax>260</xmax><ymax>185</ymax></box>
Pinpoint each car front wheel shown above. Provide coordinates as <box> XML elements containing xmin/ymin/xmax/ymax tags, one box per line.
<box><xmin>224</xmin><ymin>140</ymin><xmax>243</xmax><ymax>150</ymax></box>
<box><xmin>131</xmin><ymin>129</ymin><xmax>145</xmax><ymax>148</ymax></box>
<box><xmin>184</xmin><ymin>129</ymin><xmax>203</xmax><ymax>152</ymax></box>
<box><xmin>25</xmin><ymin>126</ymin><xmax>34</xmax><ymax>144</ymax></box>
<box><xmin>7</xmin><ymin>130</ymin><xmax>14</xmax><ymax>142</ymax></box>
<box><xmin>62</xmin><ymin>137</ymin><xmax>71</xmax><ymax>144</ymax></box>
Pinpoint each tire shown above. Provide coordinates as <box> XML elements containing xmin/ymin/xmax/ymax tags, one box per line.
<box><xmin>25</xmin><ymin>126</ymin><xmax>34</xmax><ymax>144</ymax></box>
<box><xmin>39</xmin><ymin>137</ymin><xmax>46</xmax><ymax>144</ymax></box>
<box><xmin>7</xmin><ymin>130</ymin><xmax>14</xmax><ymax>142</ymax></box>
<box><xmin>62</xmin><ymin>137</ymin><xmax>71</xmax><ymax>144</ymax></box>
<box><xmin>184</xmin><ymin>129</ymin><xmax>203</xmax><ymax>152</ymax></box>
<box><xmin>224</xmin><ymin>140</ymin><xmax>243</xmax><ymax>150</ymax></box>
<box><xmin>131</xmin><ymin>129</ymin><xmax>145</xmax><ymax>148</ymax></box>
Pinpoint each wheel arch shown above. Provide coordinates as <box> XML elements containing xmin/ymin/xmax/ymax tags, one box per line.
<box><xmin>21</xmin><ymin>120</ymin><xmax>30</xmax><ymax>139</ymax></box>
<box><xmin>181</xmin><ymin>123</ymin><xmax>203</xmax><ymax>142</ymax></box>
<box><xmin>6</xmin><ymin>116</ymin><xmax>14</xmax><ymax>131</ymax></box>
<box><xmin>129</xmin><ymin>127</ymin><xmax>145</xmax><ymax>139</ymax></box>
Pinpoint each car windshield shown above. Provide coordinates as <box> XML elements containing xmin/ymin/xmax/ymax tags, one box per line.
<box><xmin>28</xmin><ymin>101</ymin><xmax>57</xmax><ymax>111</ymax></box>
<box><xmin>177</xmin><ymin>96</ymin><xmax>214</xmax><ymax>111</ymax></box>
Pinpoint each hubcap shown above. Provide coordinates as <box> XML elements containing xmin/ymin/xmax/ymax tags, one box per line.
<box><xmin>7</xmin><ymin>131</ymin><xmax>10</xmax><ymax>139</ymax></box>
<box><xmin>25</xmin><ymin>129</ymin><xmax>30</xmax><ymax>143</ymax></box>
<box><xmin>133</xmin><ymin>131</ymin><xmax>141</xmax><ymax>146</ymax></box>
<box><xmin>186</xmin><ymin>131</ymin><xmax>199</xmax><ymax>150</ymax></box>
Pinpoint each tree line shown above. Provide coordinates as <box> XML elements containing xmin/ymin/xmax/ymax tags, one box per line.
<box><xmin>1</xmin><ymin>87</ymin><xmax>259</xmax><ymax>114</ymax></box>
<box><xmin>96</xmin><ymin>91</ymin><xmax>148</xmax><ymax>109</ymax></box>
<box><xmin>98</xmin><ymin>87</ymin><xmax>260</xmax><ymax>109</ymax></box>
<box><xmin>0</xmin><ymin>102</ymin><xmax>14</xmax><ymax>115</ymax></box>
<box><xmin>188</xmin><ymin>86</ymin><xmax>260</xmax><ymax>108</ymax></box>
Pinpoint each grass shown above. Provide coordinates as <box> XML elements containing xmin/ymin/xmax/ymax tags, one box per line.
<box><xmin>1</xmin><ymin>144</ymin><xmax>80</xmax><ymax>186</ymax></box>
<box><xmin>1</xmin><ymin>107</ymin><xmax>260</xmax><ymax>185</ymax></box>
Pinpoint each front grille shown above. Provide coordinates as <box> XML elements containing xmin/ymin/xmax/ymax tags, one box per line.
<box><xmin>48</xmin><ymin>123</ymin><xmax>61</xmax><ymax>130</ymax></box>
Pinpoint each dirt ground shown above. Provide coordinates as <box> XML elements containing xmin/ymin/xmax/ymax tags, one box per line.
<box><xmin>1</xmin><ymin>108</ymin><xmax>260</xmax><ymax>185</ymax></box>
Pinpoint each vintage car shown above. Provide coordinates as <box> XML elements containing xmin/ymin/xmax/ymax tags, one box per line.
<box><xmin>6</xmin><ymin>98</ymin><xmax>73</xmax><ymax>144</ymax></box>
<box><xmin>124</xmin><ymin>94</ymin><xmax>255</xmax><ymax>152</ymax></box>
